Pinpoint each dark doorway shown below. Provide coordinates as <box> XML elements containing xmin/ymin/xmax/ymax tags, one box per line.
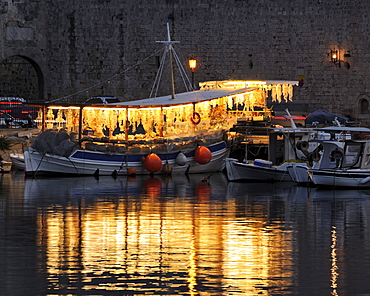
<box><xmin>0</xmin><ymin>55</ymin><xmax>44</xmax><ymax>102</ymax></box>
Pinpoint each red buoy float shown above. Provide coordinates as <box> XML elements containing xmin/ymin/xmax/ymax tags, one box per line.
<box><xmin>127</xmin><ymin>167</ymin><xmax>137</xmax><ymax>176</ymax></box>
<box><xmin>194</xmin><ymin>146</ymin><xmax>212</xmax><ymax>164</ymax></box>
<box><xmin>144</xmin><ymin>153</ymin><xmax>163</xmax><ymax>173</ymax></box>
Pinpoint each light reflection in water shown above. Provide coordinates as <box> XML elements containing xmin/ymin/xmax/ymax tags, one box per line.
<box><xmin>331</xmin><ymin>226</ymin><xmax>338</xmax><ymax>296</ymax></box>
<box><xmin>0</xmin><ymin>173</ymin><xmax>364</xmax><ymax>294</ymax></box>
<box><xmin>31</xmin><ymin>175</ymin><xmax>295</xmax><ymax>295</ymax></box>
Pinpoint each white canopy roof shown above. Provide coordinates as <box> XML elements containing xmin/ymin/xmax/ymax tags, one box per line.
<box><xmin>111</xmin><ymin>80</ymin><xmax>298</xmax><ymax>108</ymax></box>
<box><xmin>113</xmin><ymin>87</ymin><xmax>255</xmax><ymax>108</ymax></box>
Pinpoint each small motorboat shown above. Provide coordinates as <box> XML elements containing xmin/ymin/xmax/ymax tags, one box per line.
<box><xmin>9</xmin><ymin>153</ymin><xmax>25</xmax><ymax>170</ymax></box>
<box><xmin>225</xmin><ymin>158</ymin><xmax>294</xmax><ymax>182</ymax></box>
<box><xmin>307</xmin><ymin>139</ymin><xmax>370</xmax><ymax>188</ymax></box>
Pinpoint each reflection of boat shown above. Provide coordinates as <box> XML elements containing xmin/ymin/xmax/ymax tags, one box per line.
<box><xmin>23</xmin><ymin>21</ymin><xmax>298</xmax><ymax>177</ymax></box>
<box><xmin>1</xmin><ymin>160</ymin><xmax>12</xmax><ymax>172</ymax></box>
<box><xmin>225</xmin><ymin>158</ymin><xmax>294</xmax><ymax>182</ymax></box>
<box><xmin>309</xmin><ymin>187</ymin><xmax>370</xmax><ymax>200</ymax></box>
<box><xmin>308</xmin><ymin>139</ymin><xmax>370</xmax><ymax>188</ymax></box>
<box><xmin>225</xmin><ymin>178</ymin><xmax>293</xmax><ymax>202</ymax></box>
<box><xmin>23</xmin><ymin>172</ymin><xmax>229</xmax><ymax>202</ymax></box>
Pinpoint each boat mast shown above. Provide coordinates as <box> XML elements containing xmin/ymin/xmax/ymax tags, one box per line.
<box><xmin>155</xmin><ymin>19</ymin><xmax>180</xmax><ymax>99</ymax></box>
<box><xmin>167</xmin><ymin>21</ymin><xmax>176</xmax><ymax>100</ymax></box>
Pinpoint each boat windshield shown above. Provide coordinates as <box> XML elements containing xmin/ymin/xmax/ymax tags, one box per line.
<box><xmin>342</xmin><ymin>142</ymin><xmax>362</xmax><ymax>168</ymax></box>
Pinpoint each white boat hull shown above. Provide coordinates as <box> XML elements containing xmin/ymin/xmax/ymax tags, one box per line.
<box><xmin>308</xmin><ymin>168</ymin><xmax>370</xmax><ymax>188</ymax></box>
<box><xmin>287</xmin><ymin>163</ymin><xmax>311</xmax><ymax>184</ymax></box>
<box><xmin>225</xmin><ymin>158</ymin><xmax>292</xmax><ymax>182</ymax></box>
<box><xmin>24</xmin><ymin>141</ymin><xmax>229</xmax><ymax>176</ymax></box>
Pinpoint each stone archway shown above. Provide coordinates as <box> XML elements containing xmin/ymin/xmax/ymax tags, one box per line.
<box><xmin>0</xmin><ymin>55</ymin><xmax>45</xmax><ymax>102</ymax></box>
<box><xmin>358</xmin><ymin>94</ymin><xmax>370</xmax><ymax>115</ymax></box>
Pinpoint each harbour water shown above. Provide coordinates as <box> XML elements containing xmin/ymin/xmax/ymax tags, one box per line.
<box><xmin>1</xmin><ymin>171</ymin><xmax>370</xmax><ymax>295</ymax></box>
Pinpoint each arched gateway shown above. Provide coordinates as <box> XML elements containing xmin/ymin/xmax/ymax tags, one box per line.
<box><xmin>0</xmin><ymin>55</ymin><xmax>45</xmax><ymax>102</ymax></box>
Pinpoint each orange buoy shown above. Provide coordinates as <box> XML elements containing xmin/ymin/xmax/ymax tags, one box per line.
<box><xmin>127</xmin><ymin>167</ymin><xmax>137</xmax><ymax>176</ymax></box>
<box><xmin>144</xmin><ymin>153</ymin><xmax>163</xmax><ymax>173</ymax></box>
<box><xmin>194</xmin><ymin>146</ymin><xmax>212</xmax><ymax>164</ymax></box>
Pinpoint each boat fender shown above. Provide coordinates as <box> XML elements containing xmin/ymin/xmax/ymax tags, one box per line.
<box><xmin>162</xmin><ymin>161</ymin><xmax>172</xmax><ymax>175</ymax></box>
<box><xmin>300</xmin><ymin>141</ymin><xmax>309</xmax><ymax>151</ymax></box>
<box><xmin>190</xmin><ymin>112</ymin><xmax>201</xmax><ymax>125</ymax></box>
<box><xmin>360</xmin><ymin>176</ymin><xmax>370</xmax><ymax>184</ymax></box>
<box><xmin>175</xmin><ymin>152</ymin><xmax>187</xmax><ymax>166</ymax></box>
<box><xmin>194</xmin><ymin>146</ymin><xmax>212</xmax><ymax>164</ymax></box>
<box><xmin>127</xmin><ymin>167</ymin><xmax>137</xmax><ymax>176</ymax></box>
<box><xmin>144</xmin><ymin>153</ymin><xmax>163</xmax><ymax>173</ymax></box>
<box><xmin>330</xmin><ymin>149</ymin><xmax>342</xmax><ymax>161</ymax></box>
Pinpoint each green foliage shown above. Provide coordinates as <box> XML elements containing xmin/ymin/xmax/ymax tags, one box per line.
<box><xmin>0</xmin><ymin>135</ymin><xmax>11</xmax><ymax>151</ymax></box>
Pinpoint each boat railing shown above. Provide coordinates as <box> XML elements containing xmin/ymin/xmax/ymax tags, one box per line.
<box><xmin>227</xmin><ymin>110</ymin><xmax>271</xmax><ymax>121</ymax></box>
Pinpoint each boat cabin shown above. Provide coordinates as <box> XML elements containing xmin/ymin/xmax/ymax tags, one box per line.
<box><xmin>32</xmin><ymin>80</ymin><xmax>297</xmax><ymax>149</ymax></box>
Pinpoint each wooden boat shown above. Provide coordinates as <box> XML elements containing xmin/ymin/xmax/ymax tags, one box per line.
<box><xmin>285</xmin><ymin>125</ymin><xmax>370</xmax><ymax>185</ymax></box>
<box><xmin>307</xmin><ymin>139</ymin><xmax>370</xmax><ymax>188</ymax></box>
<box><xmin>225</xmin><ymin>158</ymin><xmax>295</xmax><ymax>182</ymax></box>
<box><xmin>23</xmin><ymin>21</ymin><xmax>297</xmax><ymax>177</ymax></box>
<box><xmin>9</xmin><ymin>153</ymin><xmax>25</xmax><ymax>170</ymax></box>
<box><xmin>225</xmin><ymin>110</ymin><xmax>315</xmax><ymax>182</ymax></box>
<box><xmin>1</xmin><ymin>160</ymin><xmax>12</xmax><ymax>173</ymax></box>
<box><xmin>25</xmin><ymin>76</ymin><xmax>297</xmax><ymax>177</ymax></box>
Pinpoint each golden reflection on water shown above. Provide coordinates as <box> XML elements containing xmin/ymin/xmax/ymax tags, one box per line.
<box><xmin>34</xmin><ymin>176</ymin><xmax>294</xmax><ymax>294</ymax></box>
<box><xmin>331</xmin><ymin>226</ymin><xmax>339</xmax><ymax>296</ymax></box>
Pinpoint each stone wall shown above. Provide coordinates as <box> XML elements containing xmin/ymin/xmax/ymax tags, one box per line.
<box><xmin>0</xmin><ymin>0</ymin><xmax>370</xmax><ymax>124</ymax></box>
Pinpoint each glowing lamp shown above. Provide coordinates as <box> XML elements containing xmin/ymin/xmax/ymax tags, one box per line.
<box><xmin>331</xmin><ymin>50</ymin><xmax>338</xmax><ymax>63</ymax></box>
<box><xmin>194</xmin><ymin>146</ymin><xmax>212</xmax><ymax>164</ymax></box>
<box><xmin>189</xmin><ymin>59</ymin><xmax>197</xmax><ymax>71</ymax></box>
<box><xmin>144</xmin><ymin>153</ymin><xmax>163</xmax><ymax>173</ymax></box>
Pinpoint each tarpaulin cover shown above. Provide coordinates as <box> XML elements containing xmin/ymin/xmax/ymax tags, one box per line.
<box><xmin>305</xmin><ymin>109</ymin><xmax>349</xmax><ymax>125</ymax></box>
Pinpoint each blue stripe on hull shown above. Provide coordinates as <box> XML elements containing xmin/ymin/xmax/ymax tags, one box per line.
<box><xmin>71</xmin><ymin>142</ymin><xmax>227</xmax><ymax>163</ymax></box>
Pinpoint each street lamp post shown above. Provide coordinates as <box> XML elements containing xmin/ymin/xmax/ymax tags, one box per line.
<box><xmin>188</xmin><ymin>58</ymin><xmax>197</xmax><ymax>90</ymax></box>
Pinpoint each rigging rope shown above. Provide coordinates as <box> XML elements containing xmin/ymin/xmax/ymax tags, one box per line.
<box><xmin>48</xmin><ymin>47</ymin><xmax>164</xmax><ymax>103</ymax></box>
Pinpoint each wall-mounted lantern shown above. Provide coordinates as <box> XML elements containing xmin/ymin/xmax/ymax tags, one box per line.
<box><xmin>330</xmin><ymin>50</ymin><xmax>339</xmax><ymax>64</ymax></box>
<box><xmin>329</xmin><ymin>49</ymin><xmax>350</xmax><ymax>69</ymax></box>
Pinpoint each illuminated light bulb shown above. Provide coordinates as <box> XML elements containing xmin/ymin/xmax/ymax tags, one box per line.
<box><xmin>189</xmin><ymin>59</ymin><xmax>197</xmax><ymax>70</ymax></box>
